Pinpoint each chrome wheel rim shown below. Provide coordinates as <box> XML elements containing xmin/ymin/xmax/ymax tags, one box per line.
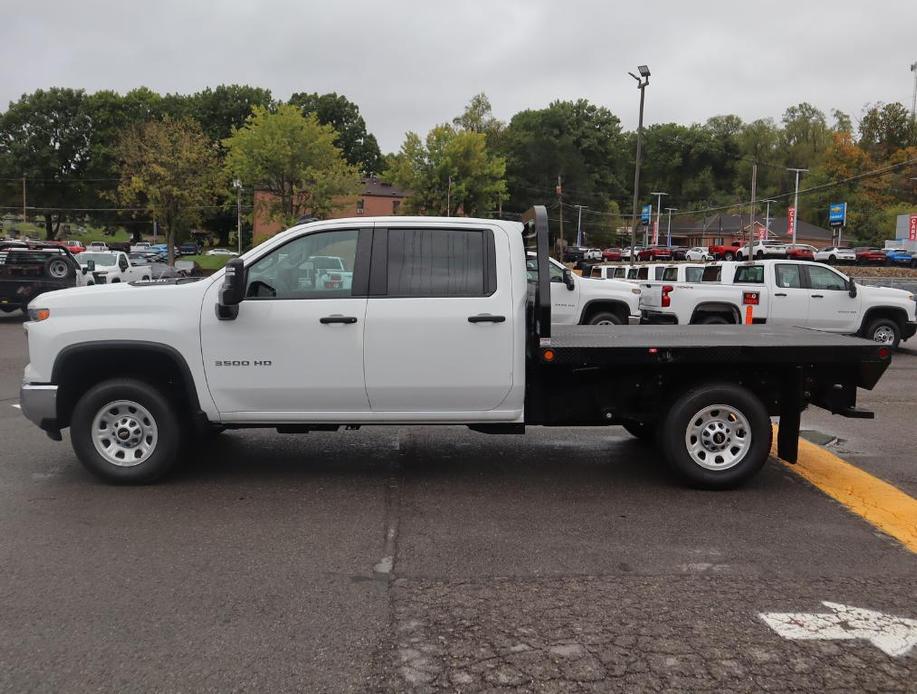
<box><xmin>872</xmin><ymin>326</ymin><xmax>896</xmax><ymax>345</ymax></box>
<box><xmin>684</xmin><ymin>404</ymin><xmax>751</xmax><ymax>471</ymax></box>
<box><xmin>91</xmin><ymin>399</ymin><xmax>158</xmax><ymax>467</ymax></box>
<box><xmin>594</xmin><ymin>319</ymin><xmax>617</xmax><ymax>326</ymax></box>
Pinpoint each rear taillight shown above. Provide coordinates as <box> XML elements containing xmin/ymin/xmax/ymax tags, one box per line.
<box><xmin>661</xmin><ymin>285</ymin><xmax>674</xmax><ymax>307</ymax></box>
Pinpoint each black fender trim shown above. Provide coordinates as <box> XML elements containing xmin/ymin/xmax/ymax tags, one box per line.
<box><xmin>51</xmin><ymin>340</ymin><xmax>203</xmax><ymax>414</ymax></box>
<box><xmin>579</xmin><ymin>299</ymin><xmax>632</xmax><ymax>324</ymax></box>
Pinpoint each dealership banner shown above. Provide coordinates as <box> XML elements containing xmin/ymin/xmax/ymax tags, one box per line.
<box><xmin>910</xmin><ymin>213</ymin><xmax>917</xmax><ymax>241</ymax></box>
<box><xmin>787</xmin><ymin>207</ymin><xmax>797</xmax><ymax>237</ymax></box>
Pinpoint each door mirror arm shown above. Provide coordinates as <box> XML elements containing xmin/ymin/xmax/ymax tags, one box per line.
<box><xmin>848</xmin><ymin>278</ymin><xmax>857</xmax><ymax>298</ymax></box>
<box><xmin>563</xmin><ymin>269</ymin><xmax>576</xmax><ymax>291</ymax></box>
<box><xmin>216</xmin><ymin>258</ymin><xmax>248</xmax><ymax>321</ymax></box>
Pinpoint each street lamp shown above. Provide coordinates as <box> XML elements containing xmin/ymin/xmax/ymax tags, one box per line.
<box><xmin>650</xmin><ymin>192</ymin><xmax>668</xmax><ymax>246</ymax></box>
<box><xmin>761</xmin><ymin>199</ymin><xmax>776</xmax><ymax>238</ymax></box>
<box><xmin>665</xmin><ymin>207</ymin><xmax>678</xmax><ymax>247</ymax></box>
<box><xmin>232</xmin><ymin>179</ymin><xmax>243</xmax><ymax>255</ymax></box>
<box><xmin>627</xmin><ymin>65</ymin><xmax>650</xmax><ymax>261</ymax></box>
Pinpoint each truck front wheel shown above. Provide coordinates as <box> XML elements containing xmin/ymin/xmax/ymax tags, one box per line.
<box><xmin>660</xmin><ymin>384</ymin><xmax>771</xmax><ymax>489</ymax></box>
<box><xmin>588</xmin><ymin>311</ymin><xmax>623</xmax><ymax>326</ymax></box>
<box><xmin>70</xmin><ymin>378</ymin><xmax>183</xmax><ymax>484</ymax></box>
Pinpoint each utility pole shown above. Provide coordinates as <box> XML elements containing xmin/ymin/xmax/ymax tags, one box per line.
<box><xmin>21</xmin><ymin>176</ymin><xmax>26</xmax><ymax>225</ymax></box>
<box><xmin>628</xmin><ymin>65</ymin><xmax>651</xmax><ymax>262</ymax></box>
<box><xmin>573</xmin><ymin>204</ymin><xmax>588</xmax><ymax>247</ymax></box>
<box><xmin>665</xmin><ymin>207</ymin><xmax>678</xmax><ymax>247</ymax></box>
<box><xmin>787</xmin><ymin>167</ymin><xmax>808</xmax><ymax>244</ymax></box>
<box><xmin>556</xmin><ymin>175</ymin><xmax>564</xmax><ymax>246</ymax></box>
<box><xmin>650</xmin><ymin>192</ymin><xmax>668</xmax><ymax>245</ymax></box>
<box><xmin>747</xmin><ymin>163</ymin><xmax>757</xmax><ymax>263</ymax></box>
<box><xmin>232</xmin><ymin>179</ymin><xmax>242</xmax><ymax>254</ymax></box>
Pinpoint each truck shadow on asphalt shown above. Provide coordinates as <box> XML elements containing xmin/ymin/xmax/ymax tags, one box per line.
<box><xmin>169</xmin><ymin>426</ymin><xmax>780</xmax><ymax>493</ymax></box>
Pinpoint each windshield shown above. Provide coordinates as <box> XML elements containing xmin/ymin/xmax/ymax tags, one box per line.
<box><xmin>76</xmin><ymin>252</ymin><xmax>116</xmax><ymax>266</ymax></box>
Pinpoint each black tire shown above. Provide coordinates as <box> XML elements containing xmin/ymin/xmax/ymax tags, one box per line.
<box><xmin>696</xmin><ymin>315</ymin><xmax>730</xmax><ymax>325</ymax></box>
<box><xmin>723</xmin><ymin>252</ymin><xmax>735</xmax><ymax>261</ymax></box>
<box><xmin>864</xmin><ymin>317</ymin><xmax>901</xmax><ymax>350</ymax></box>
<box><xmin>755</xmin><ymin>251</ymin><xmax>764</xmax><ymax>259</ymax></box>
<box><xmin>659</xmin><ymin>383</ymin><xmax>772</xmax><ymax>489</ymax></box>
<box><xmin>44</xmin><ymin>257</ymin><xmax>74</xmax><ymax>281</ymax></box>
<box><xmin>142</xmin><ymin>276</ymin><xmax>150</xmax><ymax>281</ymax></box>
<box><xmin>0</xmin><ymin>305</ymin><xmax>20</xmax><ymax>314</ymax></box>
<box><xmin>70</xmin><ymin>378</ymin><xmax>184</xmax><ymax>484</ymax></box>
<box><xmin>828</xmin><ymin>255</ymin><xmax>837</xmax><ymax>264</ymax></box>
<box><xmin>622</xmin><ymin>420</ymin><xmax>655</xmax><ymax>442</ymax></box>
<box><xmin>588</xmin><ymin>311</ymin><xmax>623</xmax><ymax>326</ymax></box>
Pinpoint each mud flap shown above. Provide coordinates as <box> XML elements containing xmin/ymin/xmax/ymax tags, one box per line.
<box><xmin>777</xmin><ymin>366</ymin><xmax>803</xmax><ymax>463</ymax></box>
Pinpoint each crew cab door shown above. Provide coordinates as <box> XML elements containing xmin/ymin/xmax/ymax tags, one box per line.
<box><xmin>802</xmin><ymin>263</ymin><xmax>860</xmax><ymax>332</ymax></box>
<box><xmin>767</xmin><ymin>263</ymin><xmax>810</xmax><ymax>325</ymax></box>
<box><xmin>362</xmin><ymin>224</ymin><xmax>515</xmax><ymax>413</ymax></box>
<box><xmin>200</xmin><ymin>227</ymin><xmax>371</xmax><ymax>418</ymax></box>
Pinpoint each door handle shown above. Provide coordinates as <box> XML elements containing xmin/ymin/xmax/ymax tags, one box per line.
<box><xmin>468</xmin><ymin>314</ymin><xmax>506</xmax><ymax>323</ymax></box>
<box><xmin>319</xmin><ymin>315</ymin><xmax>358</xmax><ymax>324</ymax></box>
<box><xmin>811</xmin><ymin>294</ymin><xmax>824</xmax><ymax>299</ymax></box>
<box><xmin>774</xmin><ymin>292</ymin><xmax>787</xmax><ymax>297</ymax></box>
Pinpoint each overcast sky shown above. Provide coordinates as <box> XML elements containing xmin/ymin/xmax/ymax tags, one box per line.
<box><xmin>2</xmin><ymin>0</ymin><xmax>915</xmax><ymax>152</ymax></box>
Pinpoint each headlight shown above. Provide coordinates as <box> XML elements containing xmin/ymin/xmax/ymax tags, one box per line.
<box><xmin>28</xmin><ymin>308</ymin><xmax>50</xmax><ymax>322</ymax></box>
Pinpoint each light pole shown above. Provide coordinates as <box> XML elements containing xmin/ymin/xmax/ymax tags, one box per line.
<box><xmin>665</xmin><ymin>207</ymin><xmax>678</xmax><ymax>247</ymax></box>
<box><xmin>787</xmin><ymin>167</ymin><xmax>808</xmax><ymax>243</ymax></box>
<box><xmin>627</xmin><ymin>65</ymin><xmax>651</xmax><ymax>261</ymax></box>
<box><xmin>910</xmin><ymin>61</ymin><xmax>917</xmax><ymax>133</ymax></box>
<box><xmin>573</xmin><ymin>204</ymin><xmax>588</xmax><ymax>247</ymax></box>
<box><xmin>761</xmin><ymin>199</ymin><xmax>776</xmax><ymax>238</ymax></box>
<box><xmin>650</xmin><ymin>192</ymin><xmax>668</xmax><ymax>246</ymax></box>
<box><xmin>232</xmin><ymin>179</ymin><xmax>242</xmax><ymax>255</ymax></box>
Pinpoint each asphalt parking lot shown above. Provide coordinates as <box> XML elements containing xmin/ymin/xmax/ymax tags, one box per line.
<box><xmin>0</xmin><ymin>314</ymin><xmax>914</xmax><ymax>692</ymax></box>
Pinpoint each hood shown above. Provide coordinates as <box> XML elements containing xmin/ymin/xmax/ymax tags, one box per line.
<box><xmin>28</xmin><ymin>275</ymin><xmax>212</xmax><ymax>311</ymax></box>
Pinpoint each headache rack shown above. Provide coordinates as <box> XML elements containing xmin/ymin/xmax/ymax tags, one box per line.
<box><xmin>521</xmin><ymin>205</ymin><xmax>552</xmax><ymax>349</ymax></box>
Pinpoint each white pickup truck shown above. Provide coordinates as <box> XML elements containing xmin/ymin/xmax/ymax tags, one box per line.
<box><xmin>19</xmin><ymin>209</ymin><xmax>892</xmax><ymax>489</ymax></box>
<box><xmin>640</xmin><ymin>260</ymin><xmax>917</xmax><ymax>348</ymax></box>
<box><xmin>526</xmin><ymin>255</ymin><xmax>640</xmax><ymax>325</ymax></box>
<box><xmin>75</xmin><ymin>251</ymin><xmax>152</xmax><ymax>284</ymax></box>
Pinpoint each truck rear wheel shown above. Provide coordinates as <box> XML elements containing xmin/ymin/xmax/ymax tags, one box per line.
<box><xmin>659</xmin><ymin>384</ymin><xmax>771</xmax><ymax>489</ymax></box>
<box><xmin>70</xmin><ymin>378</ymin><xmax>183</xmax><ymax>484</ymax></box>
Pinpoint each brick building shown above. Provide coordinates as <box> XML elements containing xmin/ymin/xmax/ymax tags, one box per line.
<box><xmin>252</xmin><ymin>177</ymin><xmax>409</xmax><ymax>245</ymax></box>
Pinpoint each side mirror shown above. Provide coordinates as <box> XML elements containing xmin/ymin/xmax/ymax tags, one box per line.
<box><xmin>85</xmin><ymin>260</ymin><xmax>95</xmax><ymax>272</ymax></box>
<box><xmin>216</xmin><ymin>258</ymin><xmax>247</xmax><ymax>321</ymax></box>
<box><xmin>848</xmin><ymin>278</ymin><xmax>857</xmax><ymax>298</ymax></box>
<box><xmin>563</xmin><ymin>268</ymin><xmax>575</xmax><ymax>291</ymax></box>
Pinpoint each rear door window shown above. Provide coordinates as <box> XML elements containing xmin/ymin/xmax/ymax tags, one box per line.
<box><xmin>385</xmin><ymin>228</ymin><xmax>495</xmax><ymax>297</ymax></box>
<box><xmin>734</xmin><ymin>265</ymin><xmax>764</xmax><ymax>283</ymax></box>
<box><xmin>775</xmin><ymin>264</ymin><xmax>802</xmax><ymax>288</ymax></box>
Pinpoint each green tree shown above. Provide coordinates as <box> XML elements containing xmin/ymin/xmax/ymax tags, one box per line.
<box><xmin>501</xmin><ymin>99</ymin><xmax>627</xmax><ymax>234</ymax></box>
<box><xmin>387</xmin><ymin>124</ymin><xmax>506</xmax><ymax>216</ymax></box>
<box><xmin>781</xmin><ymin>102</ymin><xmax>831</xmax><ymax>167</ymax></box>
<box><xmin>0</xmin><ymin>88</ymin><xmax>96</xmax><ymax>240</ymax></box>
<box><xmin>183</xmin><ymin>84</ymin><xmax>273</xmax><ymax>143</ymax></box>
<box><xmin>288</xmin><ymin>92</ymin><xmax>383</xmax><ymax>174</ymax></box>
<box><xmin>223</xmin><ymin>104</ymin><xmax>361</xmax><ymax>225</ymax></box>
<box><xmin>114</xmin><ymin>116</ymin><xmax>221</xmax><ymax>263</ymax></box>
<box><xmin>858</xmin><ymin>102</ymin><xmax>913</xmax><ymax>158</ymax></box>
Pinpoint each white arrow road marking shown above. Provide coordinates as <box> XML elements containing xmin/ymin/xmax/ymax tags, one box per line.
<box><xmin>760</xmin><ymin>602</ymin><xmax>917</xmax><ymax>657</ymax></box>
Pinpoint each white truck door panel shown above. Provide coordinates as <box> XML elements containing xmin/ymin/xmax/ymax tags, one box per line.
<box><xmin>804</xmin><ymin>264</ymin><xmax>860</xmax><ymax>331</ymax></box>
<box><xmin>767</xmin><ymin>263</ymin><xmax>810</xmax><ymax>325</ymax></box>
<box><xmin>364</xmin><ymin>226</ymin><xmax>514</xmax><ymax>412</ymax></box>
<box><xmin>526</xmin><ymin>256</ymin><xmax>578</xmax><ymax>325</ymax></box>
<box><xmin>200</xmin><ymin>227</ymin><xmax>371</xmax><ymax>416</ymax></box>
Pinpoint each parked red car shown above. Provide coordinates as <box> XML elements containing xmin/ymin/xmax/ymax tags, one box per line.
<box><xmin>636</xmin><ymin>246</ymin><xmax>673</xmax><ymax>261</ymax></box>
<box><xmin>707</xmin><ymin>241</ymin><xmax>743</xmax><ymax>260</ymax></box>
<box><xmin>602</xmin><ymin>247</ymin><xmax>623</xmax><ymax>261</ymax></box>
<box><xmin>855</xmin><ymin>247</ymin><xmax>887</xmax><ymax>266</ymax></box>
<box><xmin>61</xmin><ymin>240</ymin><xmax>86</xmax><ymax>255</ymax></box>
<box><xmin>785</xmin><ymin>244</ymin><xmax>815</xmax><ymax>261</ymax></box>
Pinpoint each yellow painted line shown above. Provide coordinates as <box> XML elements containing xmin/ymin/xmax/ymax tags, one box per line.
<box><xmin>772</xmin><ymin>429</ymin><xmax>917</xmax><ymax>553</ymax></box>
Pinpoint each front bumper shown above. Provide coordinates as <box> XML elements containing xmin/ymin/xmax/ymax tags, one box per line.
<box><xmin>20</xmin><ymin>383</ymin><xmax>59</xmax><ymax>435</ymax></box>
<box><xmin>640</xmin><ymin>310</ymin><xmax>679</xmax><ymax>325</ymax></box>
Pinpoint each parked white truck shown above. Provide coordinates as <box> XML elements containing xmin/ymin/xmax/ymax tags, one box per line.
<box><xmin>639</xmin><ymin>260</ymin><xmax>917</xmax><ymax>348</ymax></box>
<box><xmin>76</xmin><ymin>251</ymin><xmax>152</xmax><ymax>284</ymax></box>
<box><xmin>20</xmin><ymin>209</ymin><xmax>892</xmax><ymax>489</ymax></box>
<box><xmin>526</xmin><ymin>255</ymin><xmax>641</xmax><ymax>325</ymax></box>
